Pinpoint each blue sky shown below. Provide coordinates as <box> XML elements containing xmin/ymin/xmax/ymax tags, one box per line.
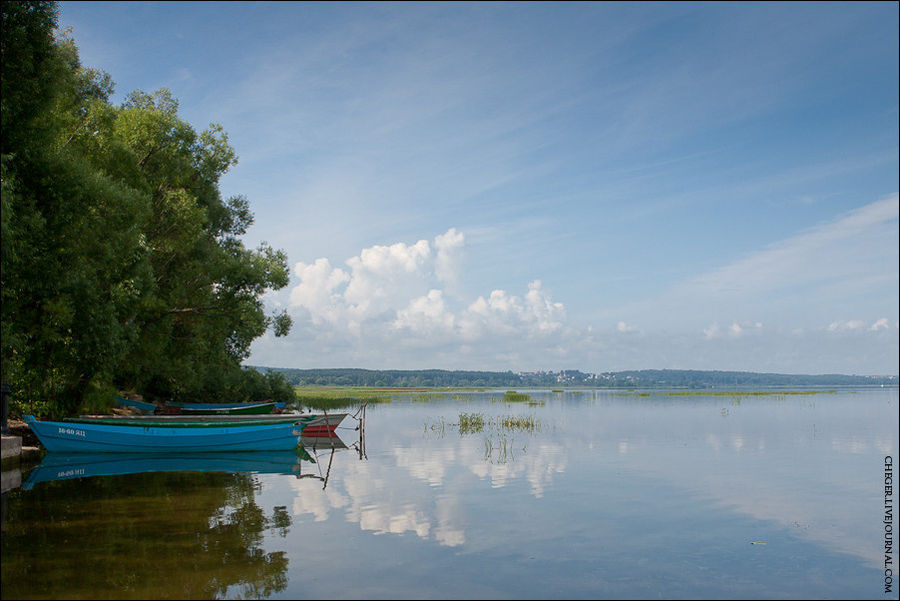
<box><xmin>57</xmin><ymin>1</ymin><xmax>899</xmax><ymax>374</ymax></box>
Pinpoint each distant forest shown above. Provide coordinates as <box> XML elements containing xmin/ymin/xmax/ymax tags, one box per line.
<box><xmin>252</xmin><ymin>367</ymin><xmax>898</xmax><ymax>389</ymax></box>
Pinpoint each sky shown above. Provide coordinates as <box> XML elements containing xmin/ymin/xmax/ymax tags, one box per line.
<box><xmin>56</xmin><ymin>1</ymin><xmax>899</xmax><ymax>375</ymax></box>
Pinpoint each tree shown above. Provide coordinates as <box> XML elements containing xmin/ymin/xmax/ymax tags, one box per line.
<box><xmin>2</xmin><ymin>5</ymin><xmax>152</xmax><ymax>414</ymax></box>
<box><xmin>108</xmin><ymin>89</ymin><xmax>293</xmax><ymax>401</ymax></box>
<box><xmin>2</xmin><ymin>2</ymin><xmax>294</xmax><ymax>415</ymax></box>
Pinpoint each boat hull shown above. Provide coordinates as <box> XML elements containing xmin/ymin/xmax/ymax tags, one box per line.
<box><xmin>24</xmin><ymin>415</ymin><xmax>305</xmax><ymax>453</ymax></box>
<box><xmin>167</xmin><ymin>402</ymin><xmax>278</xmax><ymax>415</ymax></box>
<box><xmin>297</xmin><ymin>413</ymin><xmax>348</xmax><ymax>435</ymax></box>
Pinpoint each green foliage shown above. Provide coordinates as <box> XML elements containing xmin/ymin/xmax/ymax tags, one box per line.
<box><xmin>1</xmin><ymin>2</ymin><xmax>292</xmax><ymax>416</ymax></box>
<box><xmin>79</xmin><ymin>380</ymin><xmax>118</xmax><ymax>415</ymax></box>
<box><xmin>1</xmin><ymin>1</ymin><xmax>63</xmax><ymax>155</ymax></box>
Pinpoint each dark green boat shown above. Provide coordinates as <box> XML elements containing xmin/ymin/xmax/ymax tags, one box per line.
<box><xmin>165</xmin><ymin>401</ymin><xmax>279</xmax><ymax>415</ymax></box>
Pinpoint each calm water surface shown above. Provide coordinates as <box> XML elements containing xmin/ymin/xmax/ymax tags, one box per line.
<box><xmin>2</xmin><ymin>388</ymin><xmax>897</xmax><ymax>600</ymax></box>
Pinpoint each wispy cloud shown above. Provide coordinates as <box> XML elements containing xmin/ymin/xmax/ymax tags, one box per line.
<box><xmin>678</xmin><ymin>194</ymin><xmax>898</xmax><ymax>300</ymax></box>
<box><xmin>603</xmin><ymin>194</ymin><xmax>900</xmax><ymax>335</ymax></box>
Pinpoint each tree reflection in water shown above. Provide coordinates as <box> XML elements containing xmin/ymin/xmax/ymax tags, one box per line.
<box><xmin>1</xmin><ymin>470</ymin><xmax>290</xmax><ymax>600</ymax></box>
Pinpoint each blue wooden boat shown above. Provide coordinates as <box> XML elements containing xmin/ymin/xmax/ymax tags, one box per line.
<box><xmin>114</xmin><ymin>396</ymin><xmax>158</xmax><ymax>414</ymax></box>
<box><xmin>24</xmin><ymin>415</ymin><xmax>306</xmax><ymax>453</ymax></box>
<box><xmin>22</xmin><ymin>451</ymin><xmax>305</xmax><ymax>489</ymax></box>
<box><xmin>171</xmin><ymin>401</ymin><xmax>288</xmax><ymax>410</ymax></box>
<box><xmin>164</xmin><ymin>401</ymin><xmax>286</xmax><ymax>415</ymax></box>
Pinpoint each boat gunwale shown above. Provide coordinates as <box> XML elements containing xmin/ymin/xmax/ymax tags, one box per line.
<box><xmin>165</xmin><ymin>401</ymin><xmax>285</xmax><ymax>409</ymax></box>
<box><xmin>65</xmin><ymin>414</ymin><xmax>306</xmax><ymax>428</ymax></box>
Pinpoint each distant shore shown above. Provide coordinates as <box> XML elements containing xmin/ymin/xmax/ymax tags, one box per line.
<box><xmin>254</xmin><ymin>366</ymin><xmax>899</xmax><ymax>390</ymax></box>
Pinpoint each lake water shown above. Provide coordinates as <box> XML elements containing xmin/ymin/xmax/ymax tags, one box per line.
<box><xmin>2</xmin><ymin>388</ymin><xmax>898</xmax><ymax>600</ymax></box>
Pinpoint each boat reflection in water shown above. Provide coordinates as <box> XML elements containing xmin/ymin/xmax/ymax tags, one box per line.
<box><xmin>22</xmin><ymin>431</ymin><xmax>360</xmax><ymax>490</ymax></box>
<box><xmin>295</xmin><ymin>431</ymin><xmax>360</xmax><ymax>489</ymax></box>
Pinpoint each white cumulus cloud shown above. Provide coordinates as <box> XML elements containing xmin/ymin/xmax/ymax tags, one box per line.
<box><xmin>870</xmin><ymin>318</ymin><xmax>891</xmax><ymax>331</ymax></box>
<box><xmin>617</xmin><ymin>321</ymin><xmax>637</xmax><ymax>333</ymax></box>
<box><xmin>434</xmin><ymin>227</ymin><xmax>465</xmax><ymax>286</ymax></box>
<box><xmin>459</xmin><ymin>280</ymin><xmax>565</xmax><ymax>340</ymax></box>
<box><xmin>703</xmin><ymin>321</ymin><xmax>763</xmax><ymax>339</ymax></box>
<box><xmin>394</xmin><ymin>289</ymin><xmax>456</xmax><ymax>335</ymax></box>
<box><xmin>289</xmin><ymin>258</ymin><xmax>351</xmax><ymax>325</ymax></box>
<box><xmin>828</xmin><ymin>320</ymin><xmax>866</xmax><ymax>332</ymax></box>
<box><xmin>285</xmin><ymin>230</ymin><xmax>569</xmax><ymax>358</ymax></box>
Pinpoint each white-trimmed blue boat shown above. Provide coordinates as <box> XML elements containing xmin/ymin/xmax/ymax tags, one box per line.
<box><xmin>23</xmin><ymin>415</ymin><xmax>307</xmax><ymax>453</ymax></box>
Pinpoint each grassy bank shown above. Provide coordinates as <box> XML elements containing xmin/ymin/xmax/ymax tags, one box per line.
<box><xmin>293</xmin><ymin>385</ymin><xmax>489</xmax><ymax>410</ymax></box>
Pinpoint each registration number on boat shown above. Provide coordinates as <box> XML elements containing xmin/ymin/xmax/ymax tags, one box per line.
<box><xmin>57</xmin><ymin>426</ymin><xmax>86</xmax><ymax>437</ymax></box>
<box><xmin>57</xmin><ymin>468</ymin><xmax>85</xmax><ymax>478</ymax></box>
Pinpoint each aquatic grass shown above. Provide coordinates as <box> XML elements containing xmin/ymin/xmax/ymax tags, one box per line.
<box><xmin>412</xmin><ymin>392</ymin><xmax>447</xmax><ymax>402</ymax></box>
<box><xmin>296</xmin><ymin>386</ymin><xmax>496</xmax><ymax>409</ymax></box>
<box><xmin>424</xmin><ymin>411</ymin><xmax>544</xmax><ymax>439</ymax></box>
<box><xmin>294</xmin><ymin>386</ymin><xmax>394</xmax><ymax>398</ymax></box>
<box><xmin>458</xmin><ymin>412</ymin><xmax>486</xmax><ymax>434</ymax></box>
<box><xmin>294</xmin><ymin>386</ymin><xmax>396</xmax><ymax>410</ymax></box>
<box><xmin>503</xmin><ymin>391</ymin><xmax>531</xmax><ymax>402</ymax></box>
<box><xmin>459</xmin><ymin>412</ymin><xmax>541</xmax><ymax>434</ymax></box>
<box><xmin>498</xmin><ymin>414</ymin><xmax>539</xmax><ymax>433</ymax></box>
<box><xmin>299</xmin><ymin>397</ymin><xmax>391</xmax><ymax>411</ymax></box>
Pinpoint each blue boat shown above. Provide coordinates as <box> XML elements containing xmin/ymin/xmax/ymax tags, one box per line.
<box><xmin>22</xmin><ymin>451</ymin><xmax>305</xmax><ymax>489</ymax></box>
<box><xmin>171</xmin><ymin>401</ymin><xmax>288</xmax><ymax>410</ymax></box>
<box><xmin>164</xmin><ymin>401</ymin><xmax>288</xmax><ymax>415</ymax></box>
<box><xmin>114</xmin><ymin>396</ymin><xmax>158</xmax><ymax>414</ymax></box>
<box><xmin>23</xmin><ymin>415</ymin><xmax>306</xmax><ymax>453</ymax></box>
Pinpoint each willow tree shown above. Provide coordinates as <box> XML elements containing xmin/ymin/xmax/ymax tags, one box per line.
<box><xmin>111</xmin><ymin>89</ymin><xmax>292</xmax><ymax>401</ymax></box>
<box><xmin>2</xmin><ymin>1</ymin><xmax>292</xmax><ymax>415</ymax></box>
